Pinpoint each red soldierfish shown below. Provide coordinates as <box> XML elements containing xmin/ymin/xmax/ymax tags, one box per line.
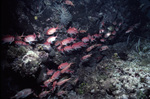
<box><xmin>81</xmin><ymin>53</ymin><xmax>92</xmax><ymax>60</ymax></box>
<box><xmin>2</xmin><ymin>35</ymin><xmax>15</xmax><ymax>44</ymax></box>
<box><xmin>93</xmin><ymin>34</ymin><xmax>101</xmax><ymax>38</ymax></box>
<box><xmin>100</xmin><ymin>38</ymin><xmax>106</xmax><ymax>42</ymax></box>
<box><xmin>113</xmin><ymin>21</ymin><xmax>117</xmax><ymax>25</ymax></box>
<box><xmin>67</xmin><ymin>27</ymin><xmax>78</xmax><ymax>35</ymax></box>
<box><xmin>56</xmin><ymin>90</ymin><xmax>68</xmax><ymax>96</ymax></box>
<box><xmin>38</xmin><ymin>91</ymin><xmax>50</xmax><ymax>99</ymax></box>
<box><xmin>90</xmin><ymin>36</ymin><xmax>96</xmax><ymax>42</ymax></box>
<box><xmin>46</xmin><ymin>26</ymin><xmax>59</xmax><ymax>35</ymax></box>
<box><xmin>61</xmin><ymin>37</ymin><xmax>76</xmax><ymax>45</ymax></box>
<box><xmin>101</xmin><ymin>21</ymin><xmax>105</xmax><ymax>27</ymax></box>
<box><xmin>15</xmin><ymin>41</ymin><xmax>28</xmax><ymax>46</ymax></box>
<box><xmin>64</xmin><ymin>0</ymin><xmax>74</xmax><ymax>6</ymax></box>
<box><xmin>86</xmin><ymin>44</ymin><xmax>101</xmax><ymax>52</ymax></box>
<box><xmin>24</xmin><ymin>33</ymin><xmax>36</xmax><ymax>44</ymax></box>
<box><xmin>79</xmin><ymin>30</ymin><xmax>87</xmax><ymax>33</ymax></box>
<box><xmin>72</xmin><ymin>42</ymin><xmax>87</xmax><ymax>50</ymax></box>
<box><xmin>46</xmin><ymin>69</ymin><xmax>55</xmax><ymax>76</ymax></box>
<box><xmin>99</xmin><ymin>29</ymin><xmax>105</xmax><ymax>33</ymax></box>
<box><xmin>50</xmin><ymin>70</ymin><xmax>61</xmax><ymax>80</ymax></box>
<box><xmin>125</xmin><ymin>23</ymin><xmax>140</xmax><ymax>34</ymax></box>
<box><xmin>86</xmin><ymin>45</ymin><xmax>96</xmax><ymax>52</ymax></box>
<box><xmin>58</xmin><ymin>48</ymin><xmax>64</xmax><ymax>54</ymax></box>
<box><xmin>43</xmin><ymin>71</ymin><xmax>60</xmax><ymax>87</ymax></box>
<box><xmin>43</xmin><ymin>79</ymin><xmax>51</xmax><ymax>87</ymax></box>
<box><xmin>43</xmin><ymin>41</ymin><xmax>50</xmax><ymax>45</ymax></box>
<box><xmin>119</xmin><ymin>22</ymin><xmax>122</xmax><ymax>26</ymax></box>
<box><xmin>46</xmin><ymin>36</ymin><xmax>57</xmax><ymax>44</ymax></box>
<box><xmin>61</xmin><ymin>63</ymin><xmax>73</xmax><ymax>74</ymax></box>
<box><xmin>100</xmin><ymin>45</ymin><xmax>109</xmax><ymax>51</ymax></box>
<box><xmin>57</xmin><ymin>45</ymin><xmax>63</xmax><ymax>51</ymax></box>
<box><xmin>104</xmin><ymin>32</ymin><xmax>111</xmax><ymax>38</ymax></box>
<box><xmin>11</xmin><ymin>88</ymin><xmax>33</xmax><ymax>99</ymax></box>
<box><xmin>111</xmin><ymin>31</ymin><xmax>116</xmax><ymax>35</ymax></box>
<box><xmin>51</xmin><ymin>81</ymin><xmax>57</xmax><ymax>92</ymax></box>
<box><xmin>58</xmin><ymin>62</ymin><xmax>69</xmax><ymax>70</ymax></box>
<box><xmin>125</xmin><ymin>27</ymin><xmax>134</xmax><ymax>33</ymax></box>
<box><xmin>57</xmin><ymin>78</ymin><xmax>71</xmax><ymax>86</ymax></box>
<box><xmin>55</xmin><ymin>41</ymin><xmax>61</xmax><ymax>47</ymax></box>
<box><xmin>73</xmin><ymin>77</ymin><xmax>79</xmax><ymax>85</ymax></box>
<box><xmin>71</xmin><ymin>42</ymin><xmax>82</xmax><ymax>50</ymax></box>
<box><xmin>15</xmin><ymin>33</ymin><xmax>24</xmax><ymax>41</ymax></box>
<box><xmin>63</xmin><ymin>69</ymin><xmax>74</xmax><ymax>74</ymax></box>
<box><xmin>82</xmin><ymin>37</ymin><xmax>90</xmax><ymax>43</ymax></box>
<box><xmin>63</xmin><ymin>46</ymin><xmax>73</xmax><ymax>52</ymax></box>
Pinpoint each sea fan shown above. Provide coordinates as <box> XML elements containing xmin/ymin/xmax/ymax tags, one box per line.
<box><xmin>60</xmin><ymin>6</ymin><xmax>72</xmax><ymax>25</ymax></box>
<box><xmin>54</xmin><ymin>5</ymin><xmax>72</xmax><ymax>25</ymax></box>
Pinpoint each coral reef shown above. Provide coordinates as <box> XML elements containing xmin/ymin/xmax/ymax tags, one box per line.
<box><xmin>1</xmin><ymin>0</ymin><xmax>150</xmax><ymax>99</ymax></box>
<box><xmin>71</xmin><ymin>41</ymin><xmax>150</xmax><ymax>99</ymax></box>
<box><xmin>6</xmin><ymin>45</ymin><xmax>49</xmax><ymax>77</ymax></box>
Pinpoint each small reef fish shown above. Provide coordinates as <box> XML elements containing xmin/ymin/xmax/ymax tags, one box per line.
<box><xmin>61</xmin><ymin>63</ymin><xmax>73</xmax><ymax>74</ymax></box>
<box><xmin>90</xmin><ymin>36</ymin><xmax>96</xmax><ymax>42</ymax></box>
<box><xmin>15</xmin><ymin>41</ymin><xmax>28</xmax><ymax>46</ymax></box>
<box><xmin>38</xmin><ymin>90</ymin><xmax>50</xmax><ymax>99</ymax></box>
<box><xmin>55</xmin><ymin>41</ymin><xmax>61</xmax><ymax>47</ymax></box>
<box><xmin>58</xmin><ymin>62</ymin><xmax>69</xmax><ymax>69</ymax></box>
<box><xmin>64</xmin><ymin>0</ymin><xmax>74</xmax><ymax>6</ymax></box>
<box><xmin>57</xmin><ymin>45</ymin><xmax>63</xmax><ymax>51</ymax></box>
<box><xmin>24</xmin><ymin>33</ymin><xmax>36</xmax><ymax>44</ymax></box>
<box><xmin>100</xmin><ymin>45</ymin><xmax>109</xmax><ymax>51</ymax></box>
<box><xmin>11</xmin><ymin>88</ymin><xmax>33</xmax><ymax>99</ymax></box>
<box><xmin>72</xmin><ymin>42</ymin><xmax>87</xmax><ymax>50</ymax></box>
<box><xmin>46</xmin><ymin>36</ymin><xmax>57</xmax><ymax>44</ymax></box>
<box><xmin>46</xmin><ymin>69</ymin><xmax>55</xmax><ymax>76</ymax></box>
<box><xmin>82</xmin><ymin>37</ymin><xmax>90</xmax><ymax>43</ymax></box>
<box><xmin>46</xmin><ymin>26</ymin><xmax>59</xmax><ymax>35</ymax></box>
<box><xmin>50</xmin><ymin>70</ymin><xmax>61</xmax><ymax>81</ymax></box>
<box><xmin>43</xmin><ymin>41</ymin><xmax>50</xmax><ymax>45</ymax></box>
<box><xmin>93</xmin><ymin>34</ymin><xmax>101</xmax><ymax>38</ymax></box>
<box><xmin>57</xmin><ymin>78</ymin><xmax>71</xmax><ymax>86</ymax></box>
<box><xmin>15</xmin><ymin>33</ymin><xmax>24</xmax><ymax>40</ymax></box>
<box><xmin>67</xmin><ymin>27</ymin><xmax>78</xmax><ymax>35</ymax></box>
<box><xmin>104</xmin><ymin>32</ymin><xmax>111</xmax><ymax>38</ymax></box>
<box><xmin>2</xmin><ymin>35</ymin><xmax>15</xmax><ymax>44</ymax></box>
<box><xmin>43</xmin><ymin>70</ymin><xmax>61</xmax><ymax>87</ymax></box>
<box><xmin>86</xmin><ymin>44</ymin><xmax>101</xmax><ymax>52</ymax></box>
<box><xmin>79</xmin><ymin>30</ymin><xmax>87</xmax><ymax>33</ymax></box>
<box><xmin>125</xmin><ymin>23</ymin><xmax>140</xmax><ymax>34</ymax></box>
<box><xmin>111</xmin><ymin>31</ymin><xmax>116</xmax><ymax>35</ymax></box>
<box><xmin>100</xmin><ymin>38</ymin><xmax>106</xmax><ymax>42</ymax></box>
<box><xmin>125</xmin><ymin>27</ymin><xmax>134</xmax><ymax>33</ymax></box>
<box><xmin>113</xmin><ymin>21</ymin><xmax>117</xmax><ymax>25</ymax></box>
<box><xmin>51</xmin><ymin>81</ymin><xmax>57</xmax><ymax>92</ymax></box>
<box><xmin>64</xmin><ymin>69</ymin><xmax>74</xmax><ymax>74</ymax></box>
<box><xmin>56</xmin><ymin>90</ymin><xmax>68</xmax><ymax>96</ymax></box>
<box><xmin>63</xmin><ymin>46</ymin><xmax>73</xmax><ymax>52</ymax></box>
<box><xmin>61</xmin><ymin>37</ymin><xmax>76</xmax><ymax>45</ymax></box>
<box><xmin>72</xmin><ymin>77</ymin><xmax>79</xmax><ymax>85</ymax></box>
<box><xmin>99</xmin><ymin>29</ymin><xmax>105</xmax><ymax>33</ymax></box>
<box><xmin>81</xmin><ymin>53</ymin><xmax>92</xmax><ymax>60</ymax></box>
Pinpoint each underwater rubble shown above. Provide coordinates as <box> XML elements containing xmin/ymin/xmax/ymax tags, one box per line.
<box><xmin>69</xmin><ymin>41</ymin><xmax>150</xmax><ymax>99</ymax></box>
<box><xmin>0</xmin><ymin>0</ymin><xmax>150</xmax><ymax>99</ymax></box>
